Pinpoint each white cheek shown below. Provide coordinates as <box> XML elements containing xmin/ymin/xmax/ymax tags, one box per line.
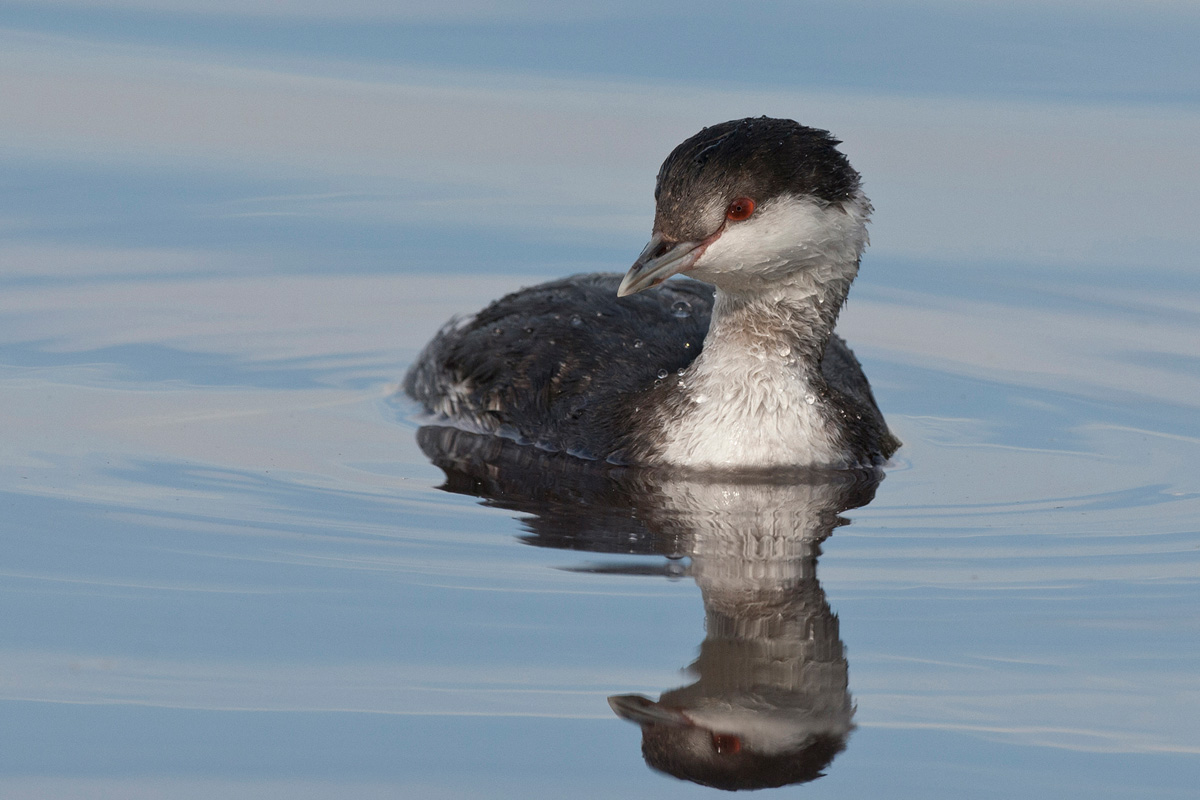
<box><xmin>692</xmin><ymin>191</ymin><xmax>870</xmax><ymax>283</ymax></box>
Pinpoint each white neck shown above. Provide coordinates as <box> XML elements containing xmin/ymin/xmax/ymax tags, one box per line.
<box><xmin>652</xmin><ymin>192</ymin><xmax>869</xmax><ymax>468</ymax></box>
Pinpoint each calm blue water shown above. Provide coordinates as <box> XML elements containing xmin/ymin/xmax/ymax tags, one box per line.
<box><xmin>2</xmin><ymin>2</ymin><xmax>1199</xmax><ymax>797</ymax></box>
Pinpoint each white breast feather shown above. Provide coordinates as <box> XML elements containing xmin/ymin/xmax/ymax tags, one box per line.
<box><xmin>657</xmin><ymin>343</ymin><xmax>845</xmax><ymax>467</ymax></box>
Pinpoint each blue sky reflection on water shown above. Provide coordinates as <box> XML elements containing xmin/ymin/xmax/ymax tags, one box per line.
<box><xmin>1</xmin><ymin>1</ymin><xmax>1199</xmax><ymax>797</ymax></box>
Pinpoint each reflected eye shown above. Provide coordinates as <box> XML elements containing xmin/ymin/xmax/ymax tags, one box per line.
<box><xmin>711</xmin><ymin>733</ymin><xmax>742</xmax><ymax>755</ymax></box>
<box><xmin>725</xmin><ymin>197</ymin><xmax>756</xmax><ymax>221</ymax></box>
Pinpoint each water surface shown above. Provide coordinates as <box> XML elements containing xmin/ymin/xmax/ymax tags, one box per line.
<box><xmin>2</xmin><ymin>2</ymin><xmax>1199</xmax><ymax>797</ymax></box>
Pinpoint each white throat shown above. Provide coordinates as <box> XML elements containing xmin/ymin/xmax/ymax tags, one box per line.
<box><xmin>653</xmin><ymin>191</ymin><xmax>870</xmax><ymax>468</ymax></box>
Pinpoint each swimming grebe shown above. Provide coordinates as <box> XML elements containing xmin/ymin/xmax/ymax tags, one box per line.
<box><xmin>405</xmin><ymin>117</ymin><xmax>899</xmax><ymax>468</ymax></box>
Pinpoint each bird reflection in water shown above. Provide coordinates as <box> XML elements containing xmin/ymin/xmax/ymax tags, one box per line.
<box><xmin>417</xmin><ymin>425</ymin><xmax>884</xmax><ymax>791</ymax></box>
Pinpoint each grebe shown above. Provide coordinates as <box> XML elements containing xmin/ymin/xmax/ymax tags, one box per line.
<box><xmin>405</xmin><ymin>117</ymin><xmax>898</xmax><ymax>468</ymax></box>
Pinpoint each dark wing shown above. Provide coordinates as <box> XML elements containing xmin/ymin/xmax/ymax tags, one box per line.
<box><xmin>404</xmin><ymin>273</ymin><xmax>714</xmax><ymax>460</ymax></box>
<box><xmin>822</xmin><ymin>334</ymin><xmax>901</xmax><ymax>460</ymax></box>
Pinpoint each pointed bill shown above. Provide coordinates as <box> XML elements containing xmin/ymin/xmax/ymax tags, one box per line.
<box><xmin>608</xmin><ymin>694</ymin><xmax>693</xmax><ymax>727</ymax></box>
<box><xmin>617</xmin><ymin>232</ymin><xmax>712</xmax><ymax>297</ymax></box>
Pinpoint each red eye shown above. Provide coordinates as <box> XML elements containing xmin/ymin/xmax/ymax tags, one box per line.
<box><xmin>725</xmin><ymin>197</ymin><xmax>755</xmax><ymax>221</ymax></box>
<box><xmin>712</xmin><ymin>733</ymin><xmax>742</xmax><ymax>754</ymax></box>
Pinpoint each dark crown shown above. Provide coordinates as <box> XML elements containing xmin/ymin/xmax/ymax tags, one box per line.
<box><xmin>653</xmin><ymin>117</ymin><xmax>861</xmax><ymax>241</ymax></box>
